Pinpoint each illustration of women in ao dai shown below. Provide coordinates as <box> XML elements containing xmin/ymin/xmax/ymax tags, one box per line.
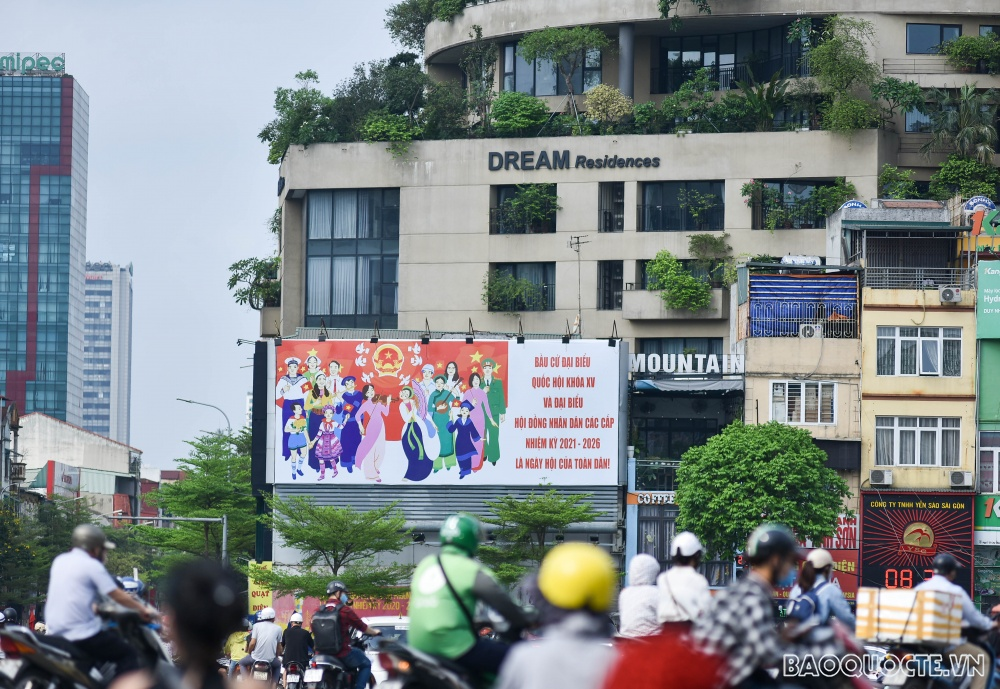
<box><xmin>461</xmin><ymin>372</ymin><xmax>494</xmax><ymax>471</ymax></box>
<box><xmin>400</xmin><ymin>384</ymin><xmax>437</xmax><ymax>482</ymax></box>
<box><xmin>356</xmin><ymin>385</ymin><xmax>390</xmax><ymax>483</ymax></box>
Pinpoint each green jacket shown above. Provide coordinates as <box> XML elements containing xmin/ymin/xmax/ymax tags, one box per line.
<box><xmin>409</xmin><ymin>546</ymin><xmax>485</xmax><ymax>659</ymax></box>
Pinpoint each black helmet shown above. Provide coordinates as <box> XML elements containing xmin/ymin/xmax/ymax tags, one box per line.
<box><xmin>932</xmin><ymin>553</ymin><xmax>961</xmax><ymax>575</ymax></box>
<box><xmin>326</xmin><ymin>581</ymin><xmax>348</xmax><ymax>596</ymax></box>
<box><xmin>746</xmin><ymin>524</ymin><xmax>800</xmax><ymax>565</ymax></box>
<box><xmin>2</xmin><ymin>608</ymin><xmax>16</xmax><ymax>624</ymax></box>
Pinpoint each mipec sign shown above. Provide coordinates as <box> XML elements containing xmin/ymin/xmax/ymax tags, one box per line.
<box><xmin>0</xmin><ymin>53</ymin><xmax>65</xmax><ymax>74</ymax></box>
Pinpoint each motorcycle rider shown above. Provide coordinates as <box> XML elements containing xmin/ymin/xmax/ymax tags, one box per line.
<box><xmin>692</xmin><ymin>523</ymin><xmax>818</xmax><ymax>689</ymax></box>
<box><xmin>224</xmin><ymin>619</ymin><xmax>252</xmax><ymax>678</ymax></box>
<box><xmin>0</xmin><ymin>608</ymin><xmax>17</xmax><ymax>627</ymax></box>
<box><xmin>788</xmin><ymin>549</ymin><xmax>855</xmax><ymax>630</ymax></box>
<box><xmin>657</xmin><ymin>531</ymin><xmax>711</xmax><ymax>630</ymax></box>
<box><xmin>617</xmin><ymin>554</ymin><xmax>661</xmax><ymax>638</ymax></box>
<box><xmin>495</xmin><ymin>543</ymin><xmax>617</xmax><ymax>689</ymax></box>
<box><xmin>238</xmin><ymin>607</ymin><xmax>283</xmax><ymax>682</ymax></box>
<box><xmin>914</xmin><ymin>553</ymin><xmax>996</xmax><ymax>689</ymax></box>
<box><xmin>44</xmin><ymin>524</ymin><xmax>158</xmax><ymax>680</ymax></box>
<box><xmin>280</xmin><ymin>612</ymin><xmax>313</xmax><ymax>684</ymax></box>
<box><xmin>311</xmin><ymin>581</ymin><xmax>382</xmax><ymax>689</ymax></box>
<box><xmin>409</xmin><ymin>514</ymin><xmax>536</xmax><ymax>680</ymax></box>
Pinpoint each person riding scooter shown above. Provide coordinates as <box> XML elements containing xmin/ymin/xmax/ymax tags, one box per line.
<box><xmin>312</xmin><ymin>581</ymin><xmax>383</xmax><ymax>689</ymax></box>
<box><xmin>238</xmin><ymin>607</ymin><xmax>283</xmax><ymax>683</ymax></box>
<box><xmin>409</xmin><ymin>514</ymin><xmax>537</xmax><ymax>681</ymax></box>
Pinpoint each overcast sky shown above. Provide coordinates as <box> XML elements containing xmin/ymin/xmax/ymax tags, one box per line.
<box><xmin>7</xmin><ymin>0</ymin><xmax>398</xmax><ymax>467</ymax></box>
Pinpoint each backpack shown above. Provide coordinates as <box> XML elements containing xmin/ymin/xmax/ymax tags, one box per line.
<box><xmin>311</xmin><ymin>604</ymin><xmax>344</xmax><ymax>655</ymax></box>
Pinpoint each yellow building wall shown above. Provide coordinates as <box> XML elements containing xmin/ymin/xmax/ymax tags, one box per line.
<box><xmin>859</xmin><ymin>288</ymin><xmax>977</xmax><ymax>491</ymax></box>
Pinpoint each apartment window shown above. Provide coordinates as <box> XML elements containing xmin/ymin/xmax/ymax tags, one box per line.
<box><xmin>503</xmin><ymin>42</ymin><xmax>602</xmax><ymax>96</ymax></box>
<box><xmin>597</xmin><ymin>261</ymin><xmax>623</xmax><ymax>310</ymax></box>
<box><xmin>488</xmin><ymin>262</ymin><xmax>555</xmax><ymax>312</ymax></box>
<box><xmin>598</xmin><ymin>182</ymin><xmax>624</xmax><ymax>232</ymax></box>
<box><xmin>905</xmin><ymin>108</ymin><xmax>932</xmax><ymax>133</ymax></box>
<box><xmin>639</xmin><ymin>338</ymin><xmax>723</xmax><ymax>357</ymax></box>
<box><xmin>980</xmin><ymin>432</ymin><xmax>1000</xmax><ymax>493</ymax></box>
<box><xmin>875</xmin><ymin>417</ymin><xmax>960</xmax><ymax>467</ymax></box>
<box><xmin>906</xmin><ymin>24</ymin><xmax>961</xmax><ymax>54</ymax></box>
<box><xmin>876</xmin><ymin>326</ymin><xmax>961</xmax><ymax>377</ymax></box>
<box><xmin>640</xmin><ymin>181</ymin><xmax>725</xmax><ymax>232</ymax></box>
<box><xmin>490</xmin><ymin>184</ymin><xmax>557</xmax><ymax>234</ymax></box>
<box><xmin>305</xmin><ymin>189</ymin><xmax>399</xmax><ymax>328</ymax></box>
<box><xmin>770</xmin><ymin>381</ymin><xmax>835</xmax><ymax>425</ymax></box>
<box><xmin>982</xmin><ymin>26</ymin><xmax>1000</xmax><ymax>37</ymax></box>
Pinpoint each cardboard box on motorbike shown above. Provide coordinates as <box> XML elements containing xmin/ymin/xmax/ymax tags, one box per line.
<box><xmin>856</xmin><ymin>587</ymin><xmax>963</xmax><ymax>646</ymax></box>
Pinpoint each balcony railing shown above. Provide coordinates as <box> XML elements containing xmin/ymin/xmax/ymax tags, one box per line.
<box><xmin>487</xmin><ymin>283</ymin><xmax>555</xmax><ymax>312</ymax></box>
<box><xmin>599</xmin><ymin>205</ymin><xmax>624</xmax><ymax>232</ymax></box>
<box><xmin>637</xmin><ymin>204</ymin><xmax>725</xmax><ymax>232</ymax></box>
<box><xmin>651</xmin><ymin>54</ymin><xmax>807</xmax><ymax>94</ymax></box>
<box><xmin>756</xmin><ymin>202</ymin><xmax>827</xmax><ymax>230</ymax></box>
<box><xmin>863</xmin><ymin>267</ymin><xmax>974</xmax><ymax>290</ymax></box>
<box><xmin>489</xmin><ymin>206</ymin><xmax>557</xmax><ymax>235</ymax></box>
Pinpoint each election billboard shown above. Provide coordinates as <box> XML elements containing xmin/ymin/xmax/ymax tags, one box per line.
<box><xmin>860</xmin><ymin>491</ymin><xmax>974</xmax><ymax>595</ymax></box>
<box><xmin>269</xmin><ymin>339</ymin><xmax>626</xmax><ymax>486</ymax></box>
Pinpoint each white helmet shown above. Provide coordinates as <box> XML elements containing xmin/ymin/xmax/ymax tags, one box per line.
<box><xmin>258</xmin><ymin>607</ymin><xmax>276</xmax><ymax>621</ymax></box>
<box><xmin>289</xmin><ymin>612</ymin><xmax>303</xmax><ymax>624</ymax></box>
<box><xmin>672</xmin><ymin>531</ymin><xmax>704</xmax><ymax>558</ymax></box>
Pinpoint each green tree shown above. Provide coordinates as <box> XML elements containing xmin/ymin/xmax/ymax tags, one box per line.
<box><xmin>23</xmin><ymin>496</ymin><xmax>102</xmax><ymax>600</ymax></box>
<box><xmin>645</xmin><ymin>250</ymin><xmax>712</xmax><ymax>312</ymax></box>
<box><xmin>258</xmin><ymin>70</ymin><xmax>338</xmax><ymax>165</ymax></box>
<box><xmin>805</xmin><ymin>17</ymin><xmax>880</xmax><ymax>96</ymax></box>
<box><xmin>491</xmin><ymin>91</ymin><xmax>550</xmax><ymax>137</ymax></box>
<box><xmin>676</xmin><ymin>421</ymin><xmax>851</xmax><ymax>560</ymax></box>
<box><xmin>256</xmin><ymin>497</ymin><xmax>412</xmax><ymax>600</ymax></box>
<box><xmin>421</xmin><ymin>80</ymin><xmax>470</xmax><ymax>140</ymax></box>
<box><xmin>584</xmin><ymin>84</ymin><xmax>633</xmax><ymax>133</ymax></box>
<box><xmin>878</xmin><ymin>164</ymin><xmax>920</xmax><ymax>199</ymax></box>
<box><xmin>922</xmin><ymin>85</ymin><xmax>999</xmax><ymax>164</ymax></box>
<box><xmin>227</xmin><ymin>256</ymin><xmax>280</xmax><ymax>310</ymax></box>
<box><xmin>459</xmin><ymin>26</ymin><xmax>498</xmax><ymax>133</ymax></box>
<box><xmin>929</xmin><ymin>154</ymin><xmax>1000</xmax><ymax>199</ymax></box>
<box><xmin>0</xmin><ymin>504</ymin><xmax>38</xmax><ymax>605</ymax></box>
<box><xmin>383</xmin><ymin>52</ymin><xmax>430</xmax><ymax>124</ymax></box>
<box><xmin>133</xmin><ymin>431</ymin><xmax>256</xmax><ymax>576</ymax></box>
<box><xmin>481</xmin><ymin>269</ymin><xmax>545</xmax><ymax>316</ymax></box>
<box><xmin>871</xmin><ymin>77</ymin><xmax>925</xmax><ymax>123</ymax></box>
<box><xmin>361</xmin><ymin>112</ymin><xmax>422</xmax><ymax>158</ymax></box>
<box><xmin>385</xmin><ymin>0</ymin><xmax>436</xmax><ymax>51</ymax></box>
<box><xmin>478</xmin><ymin>489</ymin><xmax>602</xmax><ymax>586</ymax></box>
<box><xmin>327</xmin><ymin>60</ymin><xmax>392</xmax><ymax>143</ymax></box>
<box><xmin>661</xmin><ymin>68</ymin><xmax>720</xmax><ymax>132</ymax></box>
<box><xmin>736</xmin><ymin>71</ymin><xmax>790</xmax><ymax>132</ymax></box>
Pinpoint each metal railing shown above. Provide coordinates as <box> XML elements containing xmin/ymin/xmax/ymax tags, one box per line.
<box><xmin>487</xmin><ymin>283</ymin><xmax>555</xmax><ymax>312</ymax></box>
<box><xmin>599</xmin><ymin>205</ymin><xmax>624</xmax><ymax>232</ymax></box>
<box><xmin>748</xmin><ymin>302</ymin><xmax>859</xmax><ymax>339</ymax></box>
<box><xmin>651</xmin><ymin>54</ymin><xmax>807</xmax><ymax>94</ymax></box>
<box><xmin>882</xmin><ymin>57</ymin><xmax>981</xmax><ymax>75</ymax></box>
<box><xmin>637</xmin><ymin>203</ymin><xmax>725</xmax><ymax>232</ymax></box>
<box><xmin>863</xmin><ymin>267</ymin><xmax>974</xmax><ymax>290</ymax></box>
<box><xmin>489</xmin><ymin>206</ymin><xmax>557</xmax><ymax>235</ymax></box>
<box><xmin>758</xmin><ymin>202</ymin><xmax>827</xmax><ymax>230</ymax></box>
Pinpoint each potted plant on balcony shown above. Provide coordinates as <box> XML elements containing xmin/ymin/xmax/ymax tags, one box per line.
<box><xmin>938</xmin><ymin>34</ymin><xmax>1000</xmax><ymax>74</ymax></box>
<box><xmin>645</xmin><ymin>250</ymin><xmax>712</xmax><ymax>312</ymax></box>
<box><xmin>740</xmin><ymin>179</ymin><xmax>783</xmax><ymax>231</ymax></box>
<box><xmin>227</xmin><ymin>256</ymin><xmax>281</xmax><ymax>310</ymax></box>
<box><xmin>499</xmin><ymin>183</ymin><xmax>560</xmax><ymax>233</ymax></box>
<box><xmin>678</xmin><ymin>189</ymin><xmax>720</xmax><ymax>231</ymax></box>
<box><xmin>481</xmin><ymin>269</ymin><xmax>545</xmax><ymax>316</ymax></box>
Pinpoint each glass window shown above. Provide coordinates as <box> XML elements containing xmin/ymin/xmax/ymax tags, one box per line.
<box><xmin>906</xmin><ymin>24</ymin><xmax>962</xmax><ymax>54</ymax></box>
<box><xmin>304</xmin><ymin>189</ymin><xmax>399</xmax><ymax>328</ymax></box>
<box><xmin>640</xmin><ymin>181</ymin><xmax>725</xmax><ymax>232</ymax></box>
<box><xmin>598</xmin><ymin>182</ymin><xmax>624</xmax><ymax>232</ymax></box>
<box><xmin>503</xmin><ymin>41</ymin><xmax>602</xmax><ymax>94</ymax></box>
<box><xmin>876</xmin><ymin>326</ymin><xmax>961</xmax><ymax>377</ymax></box>
<box><xmin>489</xmin><ymin>262</ymin><xmax>556</xmax><ymax>312</ymax></box>
<box><xmin>597</xmin><ymin>261</ymin><xmax>623</xmax><ymax>310</ymax></box>
<box><xmin>905</xmin><ymin>108</ymin><xmax>932</xmax><ymax>133</ymax></box>
<box><xmin>875</xmin><ymin>416</ymin><xmax>961</xmax><ymax>466</ymax></box>
<box><xmin>983</xmin><ymin>26</ymin><xmax>1000</xmax><ymax>37</ymax></box>
<box><xmin>770</xmin><ymin>381</ymin><xmax>836</xmax><ymax>425</ymax></box>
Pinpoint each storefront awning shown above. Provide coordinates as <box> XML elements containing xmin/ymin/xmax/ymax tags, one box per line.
<box><xmin>633</xmin><ymin>378</ymin><xmax>743</xmax><ymax>393</ymax></box>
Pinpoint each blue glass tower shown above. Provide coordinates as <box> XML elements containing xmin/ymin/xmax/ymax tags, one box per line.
<box><xmin>0</xmin><ymin>70</ymin><xmax>89</xmax><ymax>423</ymax></box>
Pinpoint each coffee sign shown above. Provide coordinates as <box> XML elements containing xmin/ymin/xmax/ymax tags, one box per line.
<box><xmin>0</xmin><ymin>53</ymin><xmax>65</xmax><ymax>75</ymax></box>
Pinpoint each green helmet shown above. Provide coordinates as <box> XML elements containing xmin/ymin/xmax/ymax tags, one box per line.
<box><xmin>440</xmin><ymin>514</ymin><xmax>483</xmax><ymax>555</ymax></box>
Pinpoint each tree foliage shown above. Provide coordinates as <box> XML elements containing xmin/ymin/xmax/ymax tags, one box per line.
<box><xmin>922</xmin><ymin>85</ymin><xmax>999</xmax><ymax>164</ymax></box>
<box><xmin>676</xmin><ymin>421</ymin><xmax>851</xmax><ymax>560</ymax></box>
<box><xmin>459</xmin><ymin>26</ymin><xmax>498</xmax><ymax>132</ymax></box>
<box><xmin>929</xmin><ymin>154</ymin><xmax>1000</xmax><ymax>200</ymax></box>
<box><xmin>878</xmin><ymin>164</ymin><xmax>920</xmax><ymax>199</ymax></box>
<box><xmin>871</xmin><ymin>77</ymin><xmax>925</xmax><ymax>122</ymax></box>
<box><xmin>256</xmin><ymin>498</ymin><xmax>412</xmax><ymax>600</ymax></box>
<box><xmin>385</xmin><ymin>0</ymin><xmax>436</xmax><ymax>51</ymax></box>
<box><xmin>657</xmin><ymin>0</ymin><xmax>712</xmax><ymax>31</ymax></box>
<box><xmin>420</xmin><ymin>81</ymin><xmax>470</xmax><ymax>140</ymax></box>
<box><xmin>491</xmin><ymin>91</ymin><xmax>550</xmax><ymax>137</ymax></box>
<box><xmin>227</xmin><ymin>256</ymin><xmax>280</xmax><ymax>310</ymax></box>
<box><xmin>736</xmin><ymin>71</ymin><xmax>790</xmax><ymax>132</ymax></box>
<box><xmin>133</xmin><ymin>431</ymin><xmax>256</xmax><ymax>577</ymax></box>
<box><xmin>478</xmin><ymin>489</ymin><xmax>602</xmax><ymax>586</ymax></box>
<box><xmin>258</xmin><ymin>71</ymin><xmax>339</xmax><ymax>165</ymax></box>
<box><xmin>361</xmin><ymin>112</ymin><xmax>422</xmax><ymax>158</ymax></box>
<box><xmin>0</xmin><ymin>504</ymin><xmax>37</xmax><ymax>606</ymax></box>
<box><xmin>646</xmin><ymin>250</ymin><xmax>712</xmax><ymax>312</ymax></box>
<box><xmin>585</xmin><ymin>85</ymin><xmax>633</xmax><ymax>131</ymax></box>
<box><xmin>482</xmin><ymin>269</ymin><xmax>545</xmax><ymax>316</ymax></box>
<box><xmin>517</xmin><ymin>27</ymin><xmax>612</xmax><ymax>104</ymax></box>
<box><xmin>805</xmin><ymin>17</ymin><xmax>880</xmax><ymax>96</ymax></box>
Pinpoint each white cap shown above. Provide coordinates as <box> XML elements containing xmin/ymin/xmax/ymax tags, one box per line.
<box><xmin>289</xmin><ymin>612</ymin><xmax>303</xmax><ymax>623</ymax></box>
<box><xmin>258</xmin><ymin>607</ymin><xmax>276</xmax><ymax>621</ymax></box>
<box><xmin>807</xmin><ymin>548</ymin><xmax>834</xmax><ymax>569</ymax></box>
<box><xmin>672</xmin><ymin>531</ymin><xmax>703</xmax><ymax>558</ymax></box>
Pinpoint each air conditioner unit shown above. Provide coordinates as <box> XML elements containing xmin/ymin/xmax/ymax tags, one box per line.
<box><xmin>939</xmin><ymin>286</ymin><xmax>962</xmax><ymax>303</ymax></box>
<box><xmin>870</xmin><ymin>469</ymin><xmax>893</xmax><ymax>486</ymax></box>
<box><xmin>799</xmin><ymin>323</ymin><xmax>824</xmax><ymax>339</ymax></box>
<box><xmin>950</xmin><ymin>471</ymin><xmax>973</xmax><ymax>488</ymax></box>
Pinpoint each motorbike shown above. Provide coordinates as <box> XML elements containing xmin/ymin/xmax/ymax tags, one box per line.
<box><xmin>250</xmin><ymin>659</ymin><xmax>280</xmax><ymax>687</ymax></box>
<box><xmin>880</xmin><ymin>625</ymin><xmax>995</xmax><ymax>689</ymax></box>
<box><xmin>303</xmin><ymin>634</ymin><xmax>376</xmax><ymax>689</ymax></box>
<box><xmin>0</xmin><ymin>602</ymin><xmax>171</xmax><ymax>689</ymax></box>
<box><xmin>285</xmin><ymin>661</ymin><xmax>304</xmax><ymax>688</ymax></box>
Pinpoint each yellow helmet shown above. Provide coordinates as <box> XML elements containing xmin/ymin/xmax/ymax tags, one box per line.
<box><xmin>537</xmin><ymin>543</ymin><xmax>616</xmax><ymax>613</ymax></box>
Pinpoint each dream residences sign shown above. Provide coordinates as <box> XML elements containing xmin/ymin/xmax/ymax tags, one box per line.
<box><xmin>0</xmin><ymin>53</ymin><xmax>65</xmax><ymax>74</ymax></box>
<box><xmin>268</xmin><ymin>339</ymin><xmax>627</xmax><ymax>486</ymax></box>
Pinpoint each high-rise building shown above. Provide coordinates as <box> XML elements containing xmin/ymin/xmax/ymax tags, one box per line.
<box><xmin>0</xmin><ymin>54</ymin><xmax>88</xmax><ymax>424</ymax></box>
<box><xmin>83</xmin><ymin>262</ymin><xmax>133</xmax><ymax>444</ymax></box>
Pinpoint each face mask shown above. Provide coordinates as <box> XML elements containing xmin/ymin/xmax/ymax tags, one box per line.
<box><xmin>340</xmin><ymin>593</ymin><xmax>348</xmax><ymax>604</ymax></box>
<box><xmin>777</xmin><ymin>567</ymin><xmax>798</xmax><ymax>588</ymax></box>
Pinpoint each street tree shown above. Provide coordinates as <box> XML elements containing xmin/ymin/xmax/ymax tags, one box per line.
<box><xmin>133</xmin><ymin>430</ymin><xmax>256</xmax><ymax>575</ymax></box>
<box><xmin>0</xmin><ymin>504</ymin><xmax>36</xmax><ymax>607</ymax></box>
<box><xmin>24</xmin><ymin>496</ymin><xmax>102</xmax><ymax>599</ymax></box>
<box><xmin>256</xmin><ymin>497</ymin><xmax>412</xmax><ymax>600</ymax></box>
<box><xmin>478</xmin><ymin>489</ymin><xmax>602</xmax><ymax>586</ymax></box>
<box><xmin>675</xmin><ymin>421</ymin><xmax>850</xmax><ymax>561</ymax></box>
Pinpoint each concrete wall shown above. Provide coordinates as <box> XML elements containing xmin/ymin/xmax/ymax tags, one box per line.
<box><xmin>18</xmin><ymin>413</ymin><xmax>137</xmax><ymax>475</ymax></box>
<box><xmin>278</xmin><ymin>131</ymin><xmax>882</xmax><ymax>340</ymax></box>
<box><xmin>859</xmin><ymin>289</ymin><xmax>977</xmax><ymax>489</ymax></box>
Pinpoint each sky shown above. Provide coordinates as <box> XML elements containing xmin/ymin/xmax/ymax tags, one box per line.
<box><xmin>6</xmin><ymin>0</ymin><xmax>399</xmax><ymax>467</ymax></box>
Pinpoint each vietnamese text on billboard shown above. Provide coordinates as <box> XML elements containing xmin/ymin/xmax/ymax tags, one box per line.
<box><xmin>271</xmin><ymin>339</ymin><xmax>623</xmax><ymax>486</ymax></box>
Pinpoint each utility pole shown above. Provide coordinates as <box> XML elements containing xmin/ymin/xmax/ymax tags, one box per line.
<box><xmin>104</xmin><ymin>514</ymin><xmax>230</xmax><ymax>564</ymax></box>
<box><xmin>569</xmin><ymin>235</ymin><xmax>590</xmax><ymax>337</ymax></box>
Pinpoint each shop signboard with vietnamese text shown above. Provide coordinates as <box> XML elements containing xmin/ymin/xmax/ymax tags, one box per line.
<box><xmin>975</xmin><ymin>494</ymin><xmax>1000</xmax><ymax>545</ymax></box>
<box><xmin>774</xmin><ymin>549</ymin><xmax>859</xmax><ymax>602</ymax></box>
<box><xmin>978</xmin><ymin>262</ymin><xmax>1000</xmax><ymax>339</ymax></box>
<box><xmin>247</xmin><ymin>561</ymin><xmax>273</xmax><ymax>616</ymax></box>
<box><xmin>860</xmin><ymin>492</ymin><xmax>974</xmax><ymax>594</ymax></box>
<box><xmin>269</xmin><ymin>339</ymin><xmax>627</xmax><ymax>486</ymax></box>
